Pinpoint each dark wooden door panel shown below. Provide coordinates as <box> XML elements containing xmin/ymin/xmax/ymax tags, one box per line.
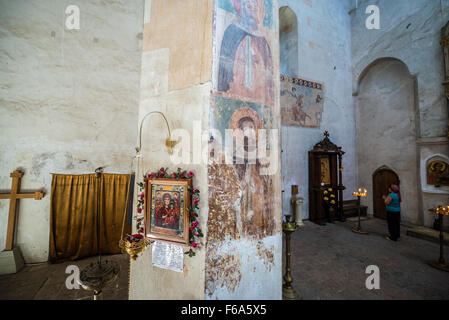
<box><xmin>373</xmin><ymin>169</ymin><xmax>399</xmax><ymax>220</ymax></box>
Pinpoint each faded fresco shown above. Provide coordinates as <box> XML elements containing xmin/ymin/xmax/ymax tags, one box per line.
<box><xmin>216</xmin><ymin>0</ymin><xmax>275</xmax><ymax>106</ymax></box>
<box><xmin>208</xmin><ymin>96</ymin><xmax>276</xmax><ymax>240</ymax></box>
<box><xmin>280</xmin><ymin>74</ymin><xmax>325</xmax><ymax>128</ymax></box>
<box><xmin>206</xmin><ymin>0</ymin><xmax>280</xmax><ymax>299</ymax></box>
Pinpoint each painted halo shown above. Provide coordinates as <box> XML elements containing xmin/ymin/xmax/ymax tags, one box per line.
<box><xmin>430</xmin><ymin>161</ymin><xmax>447</xmax><ymax>172</ymax></box>
<box><xmin>230</xmin><ymin>107</ymin><xmax>263</xmax><ymax>143</ymax></box>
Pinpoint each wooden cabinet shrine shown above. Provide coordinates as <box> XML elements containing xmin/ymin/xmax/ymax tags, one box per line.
<box><xmin>308</xmin><ymin>131</ymin><xmax>345</xmax><ymax>225</ymax></box>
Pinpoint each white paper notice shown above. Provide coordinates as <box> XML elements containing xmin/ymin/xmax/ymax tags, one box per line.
<box><xmin>151</xmin><ymin>241</ymin><xmax>184</xmax><ymax>273</ymax></box>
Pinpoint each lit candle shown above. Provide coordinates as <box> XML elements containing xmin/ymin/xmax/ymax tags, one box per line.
<box><xmin>353</xmin><ymin>188</ymin><xmax>368</xmax><ymax>197</ymax></box>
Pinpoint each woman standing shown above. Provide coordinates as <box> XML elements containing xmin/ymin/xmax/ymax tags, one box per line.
<box><xmin>382</xmin><ymin>184</ymin><xmax>401</xmax><ymax>241</ymax></box>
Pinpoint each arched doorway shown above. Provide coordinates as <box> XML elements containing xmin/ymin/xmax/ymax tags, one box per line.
<box><xmin>372</xmin><ymin>167</ymin><xmax>399</xmax><ymax>220</ymax></box>
<box><xmin>356</xmin><ymin>58</ymin><xmax>420</xmax><ymax>224</ymax></box>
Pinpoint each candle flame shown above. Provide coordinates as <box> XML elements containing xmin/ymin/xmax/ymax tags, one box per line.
<box><xmin>353</xmin><ymin>188</ymin><xmax>368</xmax><ymax>197</ymax></box>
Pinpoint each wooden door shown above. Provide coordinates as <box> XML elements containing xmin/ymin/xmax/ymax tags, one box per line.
<box><xmin>372</xmin><ymin>168</ymin><xmax>399</xmax><ymax>220</ymax></box>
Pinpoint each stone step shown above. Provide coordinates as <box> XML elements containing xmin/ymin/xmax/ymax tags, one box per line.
<box><xmin>345</xmin><ymin>216</ymin><xmax>369</xmax><ymax>222</ymax></box>
<box><xmin>406</xmin><ymin>226</ymin><xmax>449</xmax><ymax>246</ymax></box>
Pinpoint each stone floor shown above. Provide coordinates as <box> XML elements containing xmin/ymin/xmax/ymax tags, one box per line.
<box><xmin>1</xmin><ymin>218</ymin><xmax>448</xmax><ymax>300</ymax></box>
<box><xmin>0</xmin><ymin>253</ymin><xmax>129</xmax><ymax>300</ymax></box>
<box><xmin>288</xmin><ymin>218</ymin><xmax>449</xmax><ymax>300</ymax></box>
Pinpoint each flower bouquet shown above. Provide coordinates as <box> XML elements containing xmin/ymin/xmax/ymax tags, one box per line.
<box><xmin>322</xmin><ymin>187</ymin><xmax>337</xmax><ymax>207</ymax></box>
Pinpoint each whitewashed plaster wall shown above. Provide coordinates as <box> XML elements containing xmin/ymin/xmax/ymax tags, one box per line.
<box><xmin>356</xmin><ymin>59</ymin><xmax>420</xmax><ymax>224</ymax></box>
<box><xmin>279</xmin><ymin>0</ymin><xmax>357</xmax><ymax>220</ymax></box>
<box><xmin>129</xmin><ymin>0</ymin><xmax>213</xmax><ymax>300</ymax></box>
<box><xmin>351</xmin><ymin>0</ymin><xmax>449</xmax><ymax>227</ymax></box>
<box><xmin>0</xmin><ymin>0</ymin><xmax>144</xmax><ymax>263</ymax></box>
<box><xmin>129</xmin><ymin>81</ymin><xmax>211</xmax><ymax>300</ymax></box>
<box><xmin>351</xmin><ymin>0</ymin><xmax>448</xmax><ymax>138</ymax></box>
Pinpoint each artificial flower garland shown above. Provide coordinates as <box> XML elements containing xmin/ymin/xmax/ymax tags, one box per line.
<box><xmin>135</xmin><ymin>168</ymin><xmax>203</xmax><ymax>257</ymax></box>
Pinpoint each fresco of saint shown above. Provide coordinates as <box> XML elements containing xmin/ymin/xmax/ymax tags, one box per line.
<box><xmin>217</xmin><ymin>0</ymin><xmax>274</xmax><ymax>106</ymax></box>
<box><xmin>427</xmin><ymin>160</ymin><xmax>449</xmax><ymax>187</ymax></box>
<box><xmin>280</xmin><ymin>75</ymin><xmax>324</xmax><ymax>128</ymax></box>
<box><xmin>231</xmin><ymin>107</ymin><xmax>274</xmax><ymax>237</ymax></box>
<box><xmin>208</xmin><ymin>107</ymin><xmax>275</xmax><ymax>239</ymax></box>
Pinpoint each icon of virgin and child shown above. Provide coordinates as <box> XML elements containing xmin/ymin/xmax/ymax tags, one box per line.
<box><xmin>153</xmin><ymin>191</ymin><xmax>180</xmax><ymax>230</ymax></box>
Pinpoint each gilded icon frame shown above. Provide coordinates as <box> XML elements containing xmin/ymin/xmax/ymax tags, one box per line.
<box><xmin>145</xmin><ymin>178</ymin><xmax>191</xmax><ymax>245</ymax></box>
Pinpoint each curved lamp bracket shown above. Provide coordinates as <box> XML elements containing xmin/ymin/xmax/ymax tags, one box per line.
<box><xmin>136</xmin><ymin>111</ymin><xmax>178</xmax><ymax>156</ymax></box>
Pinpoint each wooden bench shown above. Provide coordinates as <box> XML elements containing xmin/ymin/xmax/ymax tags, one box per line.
<box><xmin>343</xmin><ymin>199</ymin><xmax>367</xmax><ymax>217</ymax></box>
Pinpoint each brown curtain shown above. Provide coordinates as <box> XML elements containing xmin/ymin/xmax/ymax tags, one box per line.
<box><xmin>49</xmin><ymin>173</ymin><xmax>131</xmax><ymax>262</ymax></box>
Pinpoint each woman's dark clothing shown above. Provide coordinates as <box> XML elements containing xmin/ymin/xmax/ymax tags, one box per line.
<box><xmin>387</xmin><ymin>211</ymin><xmax>401</xmax><ymax>241</ymax></box>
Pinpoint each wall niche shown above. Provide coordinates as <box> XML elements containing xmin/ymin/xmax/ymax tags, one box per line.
<box><xmin>421</xmin><ymin>154</ymin><xmax>449</xmax><ymax>194</ymax></box>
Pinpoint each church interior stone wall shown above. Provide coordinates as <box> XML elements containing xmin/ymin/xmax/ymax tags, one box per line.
<box><xmin>279</xmin><ymin>0</ymin><xmax>357</xmax><ymax>220</ymax></box>
<box><xmin>351</xmin><ymin>0</ymin><xmax>449</xmax><ymax>229</ymax></box>
<box><xmin>0</xmin><ymin>0</ymin><xmax>448</xmax><ymax>300</ymax></box>
<box><xmin>0</xmin><ymin>0</ymin><xmax>144</xmax><ymax>263</ymax></box>
<box><xmin>356</xmin><ymin>58</ymin><xmax>420</xmax><ymax>224</ymax></box>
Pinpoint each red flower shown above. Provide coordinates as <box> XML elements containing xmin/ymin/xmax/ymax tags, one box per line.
<box><xmin>148</xmin><ymin>173</ymin><xmax>154</xmax><ymax>179</ymax></box>
<box><xmin>137</xmin><ymin>208</ymin><xmax>142</xmax><ymax>213</ymax></box>
<box><xmin>193</xmin><ymin>198</ymin><xmax>199</xmax><ymax>205</ymax></box>
<box><xmin>140</xmin><ymin>193</ymin><xmax>144</xmax><ymax>199</ymax></box>
<box><xmin>192</xmin><ymin>221</ymin><xmax>199</xmax><ymax>228</ymax></box>
<box><xmin>190</xmin><ymin>242</ymin><xmax>198</xmax><ymax>248</ymax></box>
<box><xmin>192</xmin><ymin>189</ymin><xmax>199</xmax><ymax>194</ymax></box>
<box><xmin>127</xmin><ymin>234</ymin><xmax>143</xmax><ymax>242</ymax></box>
<box><xmin>187</xmin><ymin>171</ymin><xmax>194</xmax><ymax>178</ymax></box>
<box><xmin>195</xmin><ymin>231</ymin><xmax>199</xmax><ymax>236</ymax></box>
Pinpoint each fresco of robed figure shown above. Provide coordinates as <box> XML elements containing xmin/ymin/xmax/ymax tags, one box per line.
<box><xmin>208</xmin><ymin>106</ymin><xmax>275</xmax><ymax>239</ymax></box>
<box><xmin>217</xmin><ymin>0</ymin><xmax>274</xmax><ymax>106</ymax></box>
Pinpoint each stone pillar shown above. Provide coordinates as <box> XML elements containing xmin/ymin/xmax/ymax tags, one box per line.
<box><xmin>129</xmin><ymin>0</ymin><xmax>282</xmax><ymax>300</ymax></box>
<box><xmin>205</xmin><ymin>0</ymin><xmax>282</xmax><ymax>300</ymax></box>
<box><xmin>129</xmin><ymin>0</ymin><xmax>213</xmax><ymax>300</ymax></box>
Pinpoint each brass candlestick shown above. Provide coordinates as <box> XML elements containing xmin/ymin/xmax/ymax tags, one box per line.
<box><xmin>352</xmin><ymin>189</ymin><xmax>368</xmax><ymax>235</ymax></box>
<box><xmin>428</xmin><ymin>206</ymin><xmax>449</xmax><ymax>272</ymax></box>
<box><xmin>282</xmin><ymin>215</ymin><xmax>301</xmax><ymax>300</ymax></box>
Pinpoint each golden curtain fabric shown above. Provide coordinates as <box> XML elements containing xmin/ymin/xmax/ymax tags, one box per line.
<box><xmin>49</xmin><ymin>173</ymin><xmax>131</xmax><ymax>262</ymax></box>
